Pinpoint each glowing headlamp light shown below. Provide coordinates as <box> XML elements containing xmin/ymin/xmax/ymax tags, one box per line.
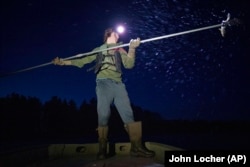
<box><xmin>116</xmin><ymin>25</ymin><xmax>125</xmax><ymax>34</ymax></box>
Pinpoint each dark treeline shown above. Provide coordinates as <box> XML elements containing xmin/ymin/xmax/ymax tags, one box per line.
<box><xmin>0</xmin><ymin>93</ymin><xmax>249</xmax><ymax>143</ymax></box>
<box><xmin>0</xmin><ymin>93</ymin><xmax>163</xmax><ymax>142</ymax></box>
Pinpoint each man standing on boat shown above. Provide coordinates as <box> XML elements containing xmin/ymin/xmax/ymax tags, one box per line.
<box><xmin>52</xmin><ymin>28</ymin><xmax>155</xmax><ymax>159</ymax></box>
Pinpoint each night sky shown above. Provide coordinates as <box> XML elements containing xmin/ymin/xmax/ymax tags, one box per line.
<box><xmin>1</xmin><ymin>0</ymin><xmax>249</xmax><ymax>120</ymax></box>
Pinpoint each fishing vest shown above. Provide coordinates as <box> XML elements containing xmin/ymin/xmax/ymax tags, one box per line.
<box><xmin>88</xmin><ymin>49</ymin><xmax>122</xmax><ymax>74</ymax></box>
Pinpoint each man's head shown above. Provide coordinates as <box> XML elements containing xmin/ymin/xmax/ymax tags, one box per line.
<box><xmin>104</xmin><ymin>28</ymin><xmax>119</xmax><ymax>44</ymax></box>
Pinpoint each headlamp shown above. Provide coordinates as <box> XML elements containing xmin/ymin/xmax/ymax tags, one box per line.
<box><xmin>116</xmin><ymin>25</ymin><xmax>125</xmax><ymax>34</ymax></box>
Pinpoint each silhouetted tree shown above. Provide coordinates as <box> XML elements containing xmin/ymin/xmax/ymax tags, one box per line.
<box><xmin>42</xmin><ymin>96</ymin><xmax>80</xmax><ymax>138</ymax></box>
<box><xmin>79</xmin><ymin>98</ymin><xmax>98</xmax><ymax>136</ymax></box>
<box><xmin>0</xmin><ymin>93</ymin><xmax>42</xmax><ymax>140</ymax></box>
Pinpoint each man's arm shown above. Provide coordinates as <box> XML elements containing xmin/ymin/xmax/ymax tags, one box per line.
<box><xmin>121</xmin><ymin>38</ymin><xmax>140</xmax><ymax>69</ymax></box>
<box><xmin>52</xmin><ymin>48</ymin><xmax>99</xmax><ymax>68</ymax></box>
<box><xmin>128</xmin><ymin>38</ymin><xmax>140</xmax><ymax>58</ymax></box>
<box><xmin>52</xmin><ymin>57</ymin><xmax>72</xmax><ymax>65</ymax></box>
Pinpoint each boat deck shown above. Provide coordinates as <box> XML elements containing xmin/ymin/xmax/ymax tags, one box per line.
<box><xmin>1</xmin><ymin>142</ymin><xmax>182</xmax><ymax>166</ymax></box>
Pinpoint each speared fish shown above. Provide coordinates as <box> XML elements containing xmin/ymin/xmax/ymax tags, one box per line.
<box><xmin>219</xmin><ymin>13</ymin><xmax>231</xmax><ymax>37</ymax></box>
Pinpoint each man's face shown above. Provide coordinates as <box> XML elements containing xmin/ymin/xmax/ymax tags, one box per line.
<box><xmin>111</xmin><ymin>32</ymin><xmax>119</xmax><ymax>43</ymax></box>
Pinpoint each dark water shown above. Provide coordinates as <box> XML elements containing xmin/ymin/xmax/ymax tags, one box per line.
<box><xmin>148</xmin><ymin>133</ymin><xmax>250</xmax><ymax>150</ymax></box>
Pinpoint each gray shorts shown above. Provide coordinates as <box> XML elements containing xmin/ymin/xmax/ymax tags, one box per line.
<box><xmin>96</xmin><ymin>78</ymin><xmax>135</xmax><ymax>126</ymax></box>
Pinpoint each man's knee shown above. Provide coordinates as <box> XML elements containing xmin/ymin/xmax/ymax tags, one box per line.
<box><xmin>98</xmin><ymin>113</ymin><xmax>110</xmax><ymax>126</ymax></box>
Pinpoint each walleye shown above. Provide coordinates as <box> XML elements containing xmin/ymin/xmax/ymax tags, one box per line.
<box><xmin>219</xmin><ymin>25</ymin><xmax>226</xmax><ymax>37</ymax></box>
<box><xmin>219</xmin><ymin>13</ymin><xmax>230</xmax><ymax>37</ymax></box>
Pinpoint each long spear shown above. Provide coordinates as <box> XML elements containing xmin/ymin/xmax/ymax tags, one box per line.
<box><xmin>1</xmin><ymin>14</ymin><xmax>233</xmax><ymax>77</ymax></box>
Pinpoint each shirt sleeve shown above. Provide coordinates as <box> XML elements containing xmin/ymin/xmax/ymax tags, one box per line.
<box><xmin>119</xmin><ymin>48</ymin><xmax>135</xmax><ymax>69</ymax></box>
<box><xmin>71</xmin><ymin>48</ymin><xmax>99</xmax><ymax>68</ymax></box>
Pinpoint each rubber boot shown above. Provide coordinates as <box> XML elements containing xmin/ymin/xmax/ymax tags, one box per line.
<box><xmin>126</xmin><ymin>121</ymin><xmax>155</xmax><ymax>158</ymax></box>
<box><xmin>96</xmin><ymin>126</ymin><xmax>108</xmax><ymax>160</ymax></box>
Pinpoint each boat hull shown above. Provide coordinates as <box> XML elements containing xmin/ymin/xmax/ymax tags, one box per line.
<box><xmin>1</xmin><ymin>142</ymin><xmax>182</xmax><ymax>166</ymax></box>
